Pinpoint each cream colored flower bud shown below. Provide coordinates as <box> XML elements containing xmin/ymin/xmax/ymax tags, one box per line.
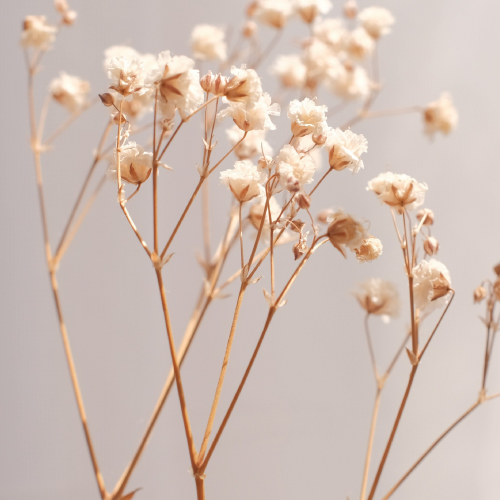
<box><xmin>327</xmin><ymin>211</ymin><xmax>367</xmax><ymax>258</ymax></box>
<box><xmin>258</xmin><ymin>155</ymin><xmax>273</xmax><ymax>169</ymax></box>
<box><xmin>99</xmin><ymin>93</ymin><xmax>115</xmax><ymax>107</ymax></box>
<box><xmin>343</xmin><ymin>0</ymin><xmax>357</xmax><ymax>18</ymax></box>
<box><xmin>293</xmin><ymin>240</ymin><xmax>308</xmax><ymax>260</ymax></box>
<box><xmin>317</xmin><ymin>208</ymin><xmax>334</xmax><ymax>224</ymax></box>
<box><xmin>431</xmin><ymin>273</ymin><xmax>451</xmax><ymax>302</ymax></box>
<box><xmin>312</xmin><ymin>132</ymin><xmax>327</xmax><ymax>146</ymax></box>
<box><xmin>112</xmin><ymin>112</ymin><xmax>127</xmax><ymax>125</ymax></box>
<box><xmin>247</xmin><ymin>1</ymin><xmax>259</xmax><ymax>16</ymax></box>
<box><xmin>200</xmin><ymin>72</ymin><xmax>213</xmax><ymax>93</ymax></box>
<box><xmin>493</xmin><ymin>263</ymin><xmax>500</xmax><ymax>277</ymax></box>
<box><xmin>62</xmin><ymin>10</ymin><xmax>77</xmax><ymax>25</ymax></box>
<box><xmin>473</xmin><ymin>286</ymin><xmax>487</xmax><ymax>303</ymax></box>
<box><xmin>243</xmin><ymin>20</ymin><xmax>257</xmax><ymax>37</ymax></box>
<box><xmin>416</xmin><ymin>208</ymin><xmax>434</xmax><ymax>225</ymax></box>
<box><xmin>296</xmin><ymin>192</ymin><xmax>311</xmax><ymax>210</ymax></box>
<box><xmin>423</xmin><ymin>236</ymin><xmax>439</xmax><ymax>256</ymax></box>
<box><xmin>355</xmin><ymin>236</ymin><xmax>383</xmax><ymax>262</ymax></box>
<box><xmin>284</xmin><ymin>174</ymin><xmax>301</xmax><ymax>193</ymax></box>
<box><xmin>54</xmin><ymin>0</ymin><xmax>69</xmax><ymax>13</ymax></box>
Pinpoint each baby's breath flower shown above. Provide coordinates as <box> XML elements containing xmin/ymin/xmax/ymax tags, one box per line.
<box><xmin>326</xmin><ymin>210</ymin><xmax>369</xmax><ymax>257</ymax></box>
<box><xmin>345</xmin><ymin>27</ymin><xmax>375</xmax><ymax>60</ymax></box>
<box><xmin>255</xmin><ymin>0</ymin><xmax>294</xmax><ymax>29</ymax></box>
<box><xmin>276</xmin><ymin>144</ymin><xmax>318</xmax><ymax>191</ymax></box>
<box><xmin>416</xmin><ymin>208</ymin><xmax>434</xmax><ymax>226</ymax></box>
<box><xmin>355</xmin><ymin>278</ymin><xmax>400</xmax><ymax>317</ymax></box>
<box><xmin>312</xmin><ymin>18</ymin><xmax>347</xmax><ymax>51</ymax></box>
<box><xmin>295</xmin><ymin>0</ymin><xmax>332</xmax><ymax>24</ymax></box>
<box><xmin>303</xmin><ymin>39</ymin><xmax>343</xmax><ymax>84</ymax></box>
<box><xmin>153</xmin><ymin>51</ymin><xmax>204</xmax><ymax>119</ymax></box>
<box><xmin>224</xmin><ymin>65</ymin><xmax>263</xmax><ymax>104</ymax></box>
<box><xmin>218</xmin><ymin>93</ymin><xmax>280</xmax><ymax>132</ymax></box>
<box><xmin>423</xmin><ymin>93</ymin><xmax>458</xmax><ymax>137</ymax></box>
<box><xmin>412</xmin><ymin>259</ymin><xmax>452</xmax><ymax>311</ymax></box>
<box><xmin>190</xmin><ymin>24</ymin><xmax>227</xmax><ymax>61</ymax></box>
<box><xmin>473</xmin><ymin>286</ymin><xmax>487</xmax><ymax>303</ymax></box>
<box><xmin>21</xmin><ymin>15</ymin><xmax>57</xmax><ymax>49</ymax></box>
<box><xmin>249</xmin><ymin>196</ymin><xmax>281</xmax><ymax>231</ymax></box>
<box><xmin>367</xmin><ymin>172</ymin><xmax>428</xmax><ymax>212</ymax></box>
<box><xmin>327</xmin><ymin>62</ymin><xmax>371</xmax><ymax>100</ymax></box>
<box><xmin>110</xmin><ymin>142</ymin><xmax>153</xmax><ymax>185</ymax></box>
<box><xmin>226</xmin><ymin>125</ymin><xmax>273</xmax><ymax>160</ymax></box>
<box><xmin>423</xmin><ymin>236</ymin><xmax>439</xmax><ymax>256</ymax></box>
<box><xmin>355</xmin><ymin>236</ymin><xmax>383</xmax><ymax>262</ymax></box>
<box><xmin>200</xmin><ymin>71</ymin><xmax>228</xmax><ymax>96</ymax></box>
<box><xmin>107</xmin><ymin>56</ymin><xmax>148</xmax><ymax>97</ymax></box>
<box><xmin>325</xmin><ymin>128</ymin><xmax>368</xmax><ymax>172</ymax></box>
<box><xmin>220</xmin><ymin>160</ymin><xmax>266</xmax><ymax>202</ymax></box>
<box><xmin>49</xmin><ymin>72</ymin><xmax>90</xmax><ymax>113</ymax></box>
<box><xmin>287</xmin><ymin>98</ymin><xmax>328</xmax><ymax>137</ymax></box>
<box><xmin>272</xmin><ymin>55</ymin><xmax>307</xmax><ymax>89</ymax></box>
<box><xmin>358</xmin><ymin>6</ymin><xmax>395</xmax><ymax>39</ymax></box>
<box><xmin>343</xmin><ymin>0</ymin><xmax>358</xmax><ymax>18</ymax></box>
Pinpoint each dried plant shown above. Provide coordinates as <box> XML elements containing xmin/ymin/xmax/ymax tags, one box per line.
<box><xmin>21</xmin><ymin>1</ymin><xmax>498</xmax><ymax>499</ymax></box>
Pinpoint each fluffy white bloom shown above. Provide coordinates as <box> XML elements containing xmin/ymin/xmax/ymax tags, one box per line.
<box><xmin>224</xmin><ymin>65</ymin><xmax>263</xmax><ymax>104</ymax></box>
<box><xmin>110</xmin><ymin>142</ymin><xmax>153</xmax><ymax>185</ymax></box>
<box><xmin>272</xmin><ymin>54</ymin><xmax>307</xmax><ymax>88</ymax></box>
<box><xmin>287</xmin><ymin>98</ymin><xmax>328</xmax><ymax>137</ymax></box>
<box><xmin>325</xmin><ymin>128</ymin><xmax>368</xmax><ymax>172</ymax></box>
<box><xmin>107</xmin><ymin>55</ymin><xmax>149</xmax><ymax>97</ymax></box>
<box><xmin>345</xmin><ymin>27</ymin><xmax>375</xmax><ymax>60</ymax></box>
<box><xmin>358</xmin><ymin>7</ymin><xmax>395</xmax><ymax>39</ymax></box>
<box><xmin>312</xmin><ymin>18</ymin><xmax>347</xmax><ymax>51</ymax></box>
<box><xmin>326</xmin><ymin>210</ymin><xmax>369</xmax><ymax>257</ymax></box>
<box><xmin>327</xmin><ymin>62</ymin><xmax>371</xmax><ymax>100</ymax></box>
<box><xmin>423</xmin><ymin>93</ymin><xmax>458</xmax><ymax>137</ymax></box>
<box><xmin>218</xmin><ymin>93</ymin><xmax>280</xmax><ymax>132</ymax></box>
<box><xmin>21</xmin><ymin>16</ymin><xmax>57</xmax><ymax>49</ymax></box>
<box><xmin>191</xmin><ymin>24</ymin><xmax>227</xmax><ymax>61</ymax></box>
<box><xmin>412</xmin><ymin>259</ymin><xmax>452</xmax><ymax>311</ymax></box>
<box><xmin>367</xmin><ymin>172</ymin><xmax>428</xmax><ymax>212</ymax></box>
<box><xmin>220</xmin><ymin>160</ymin><xmax>266</xmax><ymax>202</ymax></box>
<box><xmin>151</xmin><ymin>51</ymin><xmax>204</xmax><ymax>119</ymax></box>
<box><xmin>103</xmin><ymin>46</ymin><xmax>140</xmax><ymax>70</ymax></box>
<box><xmin>302</xmin><ymin>39</ymin><xmax>344</xmax><ymax>84</ymax></box>
<box><xmin>295</xmin><ymin>0</ymin><xmax>332</xmax><ymax>23</ymax></box>
<box><xmin>276</xmin><ymin>144</ymin><xmax>318</xmax><ymax>190</ymax></box>
<box><xmin>49</xmin><ymin>72</ymin><xmax>90</xmax><ymax>113</ymax></box>
<box><xmin>226</xmin><ymin>125</ymin><xmax>273</xmax><ymax>160</ymax></box>
<box><xmin>255</xmin><ymin>0</ymin><xmax>294</xmax><ymax>29</ymax></box>
<box><xmin>354</xmin><ymin>236</ymin><xmax>383</xmax><ymax>263</ymax></box>
<box><xmin>355</xmin><ymin>278</ymin><xmax>400</xmax><ymax>317</ymax></box>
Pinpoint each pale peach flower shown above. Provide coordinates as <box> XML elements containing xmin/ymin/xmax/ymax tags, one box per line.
<box><xmin>287</xmin><ymin>98</ymin><xmax>328</xmax><ymax>137</ymax></box>
<box><xmin>224</xmin><ymin>65</ymin><xmax>263</xmax><ymax>104</ymax></box>
<box><xmin>345</xmin><ymin>27</ymin><xmax>375</xmax><ymax>60</ymax></box>
<box><xmin>358</xmin><ymin>6</ymin><xmax>395</xmax><ymax>39</ymax></box>
<box><xmin>302</xmin><ymin>38</ymin><xmax>343</xmax><ymax>84</ymax></box>
<box><xmin>355</xmin><ymin>236</ymin><xmax>383</xmax><ymax>262</ymax></box>
<box><xmin>21</xmin><ymin>15</ymin><xmax>57</xmax><ymax>49</ymax></box>
<box><xmin>220</xmin><ymin>160</ymin><xmax>266</xmax><ymax>202</ymax></box>
<box><xmin>295</xmin><ymin>0</ymin><xmax>332</xmax><ymax>24</ymax></box>
<box><xmin>423</xmin><ymin>93</ymin><xmax>458</xmax><ymax>137</ymax></box>
<box><xmin>190</xmin><ymin>24</ymin><xmax>227</xmax><ymax>61</ymax></box>
<box><xmin>255</xmin><ymin>0</ymin><xmax>294</xmax><ymax>28</ymax></box>
<box><xmin>226</xmin><ymin>125</ymin><xmax>274</xmax><ymax>160</ymax></box>
<box><xmin>355</xmin><ymin>278</ymin><xmax>400</xmax><ymax>317</ymax></box>
<box><xmin>272</xmin><ymin>55</ymin><xmax>307</xmax><ymax>88</ymax></box>
<box><xmin>312</xmin><ymin>18</ymin><xmax>347</xmax><ymax>51</ymax></box>
<box><xmin>107</xmin><ymin>55</ymin><xmax>148</xmax><ymax>97</ymax></box>
<box><xmin>49</xmin><ymin>72</ymin><xmax>90</xmax><ymax>113</ymax></box>
<box><xmin>325</xmin><ymin>128</ymin><xmax>368</xmax><ymax>172</ymax></box>
<box><xmin>327</xmin><ymin>62</ymin><xmax>371</xmax><ymax>100</ymax></box>
<box><xmin>110</xmin><ymin>142</ymin><xmax>153</xmax><ymax>185</ymax></box>
<box><xmin>412</xmin><ymin>258</ymin><xmax>452</xmax><ymax>311</ymax></box>
<box><xmin>326</xmin><ymin>210</ymin><xmax>369</xmax><ymax>257</ymax></box>
<box><xmin>276</xmin><ymin>144</ymin><xmax>318</xmax><ymax>190</ymax></box>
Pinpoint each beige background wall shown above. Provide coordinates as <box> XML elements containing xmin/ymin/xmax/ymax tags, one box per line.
<box><xmin>1</xmin><ymin>0</ymin><xmax>499</xmax><ymax>499</ymax></box>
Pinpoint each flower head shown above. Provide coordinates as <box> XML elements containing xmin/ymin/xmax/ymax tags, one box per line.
<box><xmin>107</xmin><ymin>55</ymin><xmax>148</xmax><ymax>97</ymax></box>
<box><xmin>355</xmin><ymin>236</ymin><xmax>383</xmax><ymax>262</ymax></box>
<box><xmin>295</xmin><ymin>0</ymin><xmax>333</xmax><ymax>24</ymax></box>
<box><xmin>345</xmin><ymin>27</ymin><xmax>375</xmax><ymax>60</ymax></box>
<box><xmin>326</xmin><ymin>210</ymin><xmax>369</xmax><ymax>257</ymax></box>
<box><xmin>423</xmin><ymin>93</ymin><xmax>458</xmax><ymax>137</ymax></box>
<box><xmin>49</xmin><ymin>72</ymin><xmax>90</xmax><ymax>113</ymax></box>
<box><xmin>367</xmin><ymin>172</ymin><xmax>428</xmax><ymax>212</ymax></box>
<box><xmin>276</xmin><ymin>144</ymin><xmax>317</xmax><ymax>191</ymax></box>
<box><xmin>355</xmin><ymin>278</ymin><xmax>400</xmax><ymax>317</ymax></box>
<box><xmin>358</xmin><ymin>7</ymin><xmax>395</xmax><ymax>39</ymax></box>
<box><xmin>327</xmin><ymin>62</ymin><xmax>371</xmax><ymax>100</ymax></box>
<box><xmin>312</xmin><ymin>18</ymin><xmax>347</xmax><ymax>51</ymax></box>
<box><xmin>110</xmin><ymin>142</ymin><xmax>153</xmax><ymax>185</ymax></box>
<box><xmin>412</xmin><ymin>259</ymin><xmax>452</xmax><ymax>311</ymax></box>
<box><xmin>190</xmin><ymin>24</ymin><xmax>227</xmax><ymax>61</ymax></box>
<box><xmin>326</xmin><ymin>128</ymin><xmax>368</xmax><ymax>172</ymax></box>
<box><xmin>272</xmin><ymin>55</ymin><xmax>307</xmax><ymax>89</ymax></box>
<box><xmin>21</xmin><ymin>16</ymin><xmax>57</xmax><ymax>49</ymax></box>
<box><xmin>224</xmin><ymin>65</ymin><xmax>263</xmax><ymax>104</ymax></box>
<box><xmin>220</xmin><ymin>160</ymin><xmax>266</xmax><ymax>202</ymax></box>
<box><xmin>287</xmin><ymin>98</ymin><xmax>328</xmax><ymax>137</ymax></box>
<box><xmin>255</xmin><ymin>0</ymin><xmax>294</xmax><ymax>28</ymax></box>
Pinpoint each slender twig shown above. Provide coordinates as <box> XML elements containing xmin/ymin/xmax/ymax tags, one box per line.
<box><xmin>364</xmin><ymin>313</ymin><xmax>379</xmax><ymax>382</ymax></box>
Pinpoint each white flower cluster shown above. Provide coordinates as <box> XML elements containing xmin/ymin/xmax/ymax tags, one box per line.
<box><xmin>109</xmin><ymin>142</ymin><xmax>153</xmax><ymax>186</ymax></box>
<box><xmin>49</xmin><ymin>72</ymin><xmax>90</xmax><ymax>113</ymax></box>
<box><xmin>21</xmin><ymin>15</ymin><xmax>57</xmax><ymax>50</ymax></box>
<box><xmin>190</xmin><ymin>24</ymin><xmax>227</xmax><ymax>61</ymax></box>
<box><xmin>423</xmin><ymin>93</ymin><xmax>458</xmax><ymax>137</ymax></box>
<box><xmin>355</xmin><ymin>278</ymin><xmax>400</xmax><ymax>318</ymax></box>
<box><xmin>412</xmin><ymin>259</ymin><xmax>452</xmax><ymax>312</ymax></box>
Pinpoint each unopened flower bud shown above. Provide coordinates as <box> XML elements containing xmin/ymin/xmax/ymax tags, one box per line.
<box><xmin>258</xmin><ymin>155</ymin><xmax>273</xmax><ymax>169</ymax></box>
<box><xmin>54</xmin><ymin>0</ymin><xmax>69</xmax><ymax>13</ymax></box>
<box><xmin>285</xmin><ymin>174</ymin><xmax>300</xmax><ymax>193</ymax></box>
<box><xmin>242</xmin><ymin>20</ymin><xmax>257</xmax><ymax>38</ymax></box>
<box><xmin>62</xmin><ymin>10</ymin><xmax>77</xmax><ymax>25</ymax></box>
<box><xmin>161</xmin><ymin>118</ymin><xmax>175</xmax><ymax>132</ymax></box>
<box><xmin>112</xmin><ymin>112</ymin><xmax>127</xmax><ymax>125</ymax></box>
<box><xmin>494</xmin><ymin>263</ymin><xmax>500</xmax><ymax>277</ymax></box>
<box><xmin>431</xmin><ymin>273</ymin><xmax>451</xmax><ymax>301</ymax></box>
<box><xmin>312</xmin><ymin>132</ymin><xmax>327</xmax><ymax>146</ymax></box>
<box><xmin>416</xmin><ymin>208</ymin><xmax>434</xmax><ymax>225</ymax></box>
<box><xmin>423</xmin><ymin>236</ymin><xmax>439</xmax><ymax>256</ymax></box>
<box><xmin>317</xmin><ymin>208</ymin><xmax>334</xmax><ymax>224</ymax></box>
<box><xmin>327</xmin><ymin>211</ymin><xmax>366</xmax><ymax>258</ymax></box>
<box><xmin>355</xmin><ymin>236</ymin><xmax>383</xmax><ymax>263</ymax></box>
<box><xmin>99</xmin><ymin>93</ymin><xmax>115</xmax><ymax>107</ymax></box>
<box><xmin>296</xmin><ymin>192</ymin><xmax>311</xmax><ymax>210</ymax></box>
<box><xmin>293</xmin><ymin>240</ymin><xmax>308</xmax><ymax>260</ymax></box>
<box><xmin>200</xmin><ymin>71</ymin><xmax>214</xmax><ymax>93</ymax></box>
<box><xmin>343</xmin><ymin>0</ymin><xmax>358</xmax><ymax>18</ymax></box>
<box><xmin>473</xmin><ymin>286</ymin><xmax>487</xmax><ymax>303</ymax></box>
<box><xmin>246</xmin><ymin>1</ymin><xmax>258</xmax><ymax>17</ymax></box>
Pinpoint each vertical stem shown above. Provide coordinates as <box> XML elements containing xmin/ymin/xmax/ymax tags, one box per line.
<box><xmin>238</xmin><ymin>203</ymin><xmax>245</xmax><ymax>269</ymax></box>
<box><xmin>195</xmin><ymin>475</ymin><xmax>206</xmax><ymax>500</ymax></box>
<box><xmin>153</xmin><ymin>89</ymin><xmax>159</xmax><ymax>254</ymax></box>
<box><xmin>364</xmin><ymin>313</ymin><xmax>379</xmax><ymax>381</ymax></box>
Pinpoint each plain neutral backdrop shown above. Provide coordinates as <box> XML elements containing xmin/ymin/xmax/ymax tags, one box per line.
<box><xmin>1</xmin><ymin>1</ymin><xmax>500</xmax><ymax>499</ymax></box>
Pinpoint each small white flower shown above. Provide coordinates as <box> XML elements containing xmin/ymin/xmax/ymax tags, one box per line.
<box><xmin>345</xmin><ymin>27</ymin><xmax>375</xmax><ymax>60</ymax></box>
<box><xmin>255</xmin><ymin>0</ymin><xmax>294</xmax><ymax>29</ymax></box>
<box><xmin>272</xmin><ymin>55</ymin><xmax>307</xmax><ymax>89</ymax></box>
<box><xmin>107</xmin><ymin>55</ymin><xmax>148</xmax><ymax>97</ymax></box>
<box><xmin>303</xmin><ymin>39</ymin><xmax>343</xmax><ymax>83</ymax></box>
<box><xmin>191</xmin><ymin>24</ymin><xmax>227</xmax><ymax>61</ymax></box>
<box><xmin>224</xmin><ymin>65</ymin><xmax>263</xmax><ymax>104</ymax></box>
<box><xmin>220</xmin><ymin>160</ymin><xmax>267</xmax><ymax>202</ymax></box>
<box><xmin>218</xmin><ymin>93</ymin><xmax>280</xmax><ymax>132</ymax></box>
<box><xmin>367</xmin><ymin>172</ymin><xmax>428</xmax><ymax>212</ymax></box>
<box><xmin>423</xmin><ymin>93</ymin><xmax>458</xmax><ymax>137</ymax></box>
<box><xmin>21</xmin><ymin>16</ymin><xmax>57</xmax><ymax>50</ymax></box>
<box><xmin>249</xmin><ymin>196</ymin><xmax>281</xmax><ymax>232</ymax></box>
<box><xmin>287</xmin><ymin>98</ymin><xmax>328</xmax><ymax>137</ymax></box>
<box><xmin>103</xmin><ymin>46</ymin><xmax>140</xmax><ymax>70</ymax></box>
<box><xmin>355</xmin><ymin>237</ymin><xmax>383</xmax><ymax>263</ymax></box>
<box><xmin>327</xmin><ymin>62</ymin><xmax>371</xmax><ymax>100</ymax></box>
<box><xmin>312</xmin><ymin>18</ymin><xmax>347</xmax><ymax>51</ymax></box>
<box><xmin>276</xmin><ymin>144</ymin><xmax>318</xmax><ymax>191</ymax></box>
<box><xmin>295</xmin><ymin>0</ymin><xmax>333</xmax><ymax>24</ymax></box>
<box><xmin>110</xmin><ymin>142</ymin><xmax>153</xmax><ymax>185</ymax></box>
<box><xmin>49</xmin><ymin>72</ymin><xmax>90</xmax><ymax>113</ymax></box>
<box><xmin>355</xmin><ymin>278</ymin><xmax>400</xmax><ymax>317</ymax></box>
<box><xmin>325</xmin><ymin>128</ymin><xmax>368</xmax><ymax>172</ymax></box>
<box><xmin>326</xmin><ymin>209</ymin><xmax>369</xmax><ymax>257</ymax></box>
<box><xmin>358</xmin><ymin>6</ymin><xmax>395</xmax><ymax>39</ymax></box>
<box><xmin>412</xmin><ymin>259</ymin><xmax>452</xmax><ymax>311</ymax></box>
<box><xmin>226</xmin><ymin>125</ymin><xmax>273</xmax><ymax>160</ymax></box>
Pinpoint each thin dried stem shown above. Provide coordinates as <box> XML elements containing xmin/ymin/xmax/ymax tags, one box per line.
<box><xmin>384</xmin><ymin>332</ymin><xmax>411</xmax><ymax>378</ymax></box>
<box><xmin>364</xmin><ymin>313</ymin><xmax>379</xmax><ymax>382</ymax></box>
<box><xmin>363</xmin><ymin>106</ymin><xmax>422</xmax><ymax>120</ymax></box>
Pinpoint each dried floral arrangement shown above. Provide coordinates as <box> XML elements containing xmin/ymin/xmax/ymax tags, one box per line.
<box><xmin>21</xmin><ymin>0</ymin><xmax>500</xmax><ymax>499</ymax></box>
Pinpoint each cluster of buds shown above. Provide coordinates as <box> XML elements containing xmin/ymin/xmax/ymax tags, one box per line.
<box><xmin>54</xmin><ymin>0</ymin><xmax>77</xmax><ymax>25</ymax></box>
<box><xmin>200</xmin><ymin>71</ymin><xmax>228</xmax><ymax>96</ymax></box>
<box><xmin>473</xmin><ymin>264</ymin><xmax>500</xmax><ymax>304</ymax></box>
